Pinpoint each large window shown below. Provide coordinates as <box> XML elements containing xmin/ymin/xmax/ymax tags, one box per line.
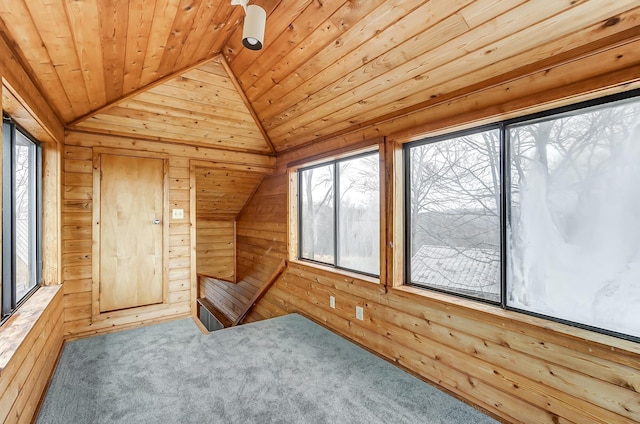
<box><xmin>507</xmin><ymin>96</ymin><xmax>640</xmax><ymax>340</ymax></box>
<box><xmin>299</xmin><ymin>151</ymin><xmax>380</xmax><ymax>276</ymax></box>
<box><xmin>1</xmin><ymin>117</ymin><xmax>42</xmax><ymax>323</ymax></box>
<box><xmin>406</xmin><ymin>128</ymin><xmax>501</xmax><ymax>303</ymax></box>
<box><xmin>406</xmin><ymin>90</ymin><xmax>640</xmax><ymax>341</ymax></box>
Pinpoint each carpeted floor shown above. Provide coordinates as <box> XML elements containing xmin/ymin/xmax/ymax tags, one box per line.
<box><xmin>37</xmin><ymin>314</ymin><xmax>497</xmax><ymax>423</ymax></box>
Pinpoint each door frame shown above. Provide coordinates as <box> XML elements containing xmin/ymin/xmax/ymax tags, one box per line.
<box><xmin>91</xmin><ymin>148</ymin><xmax>170</xmax><ymax>321</ymax></box>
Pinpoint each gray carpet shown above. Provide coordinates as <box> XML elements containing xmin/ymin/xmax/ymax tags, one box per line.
<box><xmin>37</xmin><ymin>314</ymin><xmax>497</xmax><ymax>423</ymax></box>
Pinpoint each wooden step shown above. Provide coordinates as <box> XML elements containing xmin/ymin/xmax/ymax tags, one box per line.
<box><xmin>197</xmin><ymin>298</ymin><xmax>233</xmax><ymax>329</ymax></box>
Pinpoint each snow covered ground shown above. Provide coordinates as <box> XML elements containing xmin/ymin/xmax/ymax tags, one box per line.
<box><xmin>508</xmin><ymin>104</ymin><xmax>640</xmax><ymax>339</ymax></box>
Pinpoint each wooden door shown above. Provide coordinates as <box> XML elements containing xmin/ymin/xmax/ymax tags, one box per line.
<box><xmin>99</xmin><ymin>154</ymin><xmax>165</xmax><ymax>312</ymax></box>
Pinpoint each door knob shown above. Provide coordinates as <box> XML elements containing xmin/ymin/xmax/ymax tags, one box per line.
<box><xmin>153</xmin><ymin>219</ymin><xmax>161</xmax><ymax>224</ymax></box>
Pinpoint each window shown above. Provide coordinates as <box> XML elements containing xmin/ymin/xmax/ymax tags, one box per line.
<box><xmin>405</xmin><ymin>89</ymin><xmax>640</xmax><ymax>342</ymax></box>
<box><xmin>507</xmin><ymin>96</ymin><xmax>640</xmax><ymax>340</ymax></box>
<box><xmin>406</xmin><ymin>128</ymin><xmax>501</xmax><ymax>303</ymax></box>
<box><xmin>299</xmin><ymin>151</ymin><xmax>380</xmax><ymax>276</ymax></box>
<box><xmin>1</xmin><ymin>116</ymin><xmax>42</xmax><ymax>323</ymax></box>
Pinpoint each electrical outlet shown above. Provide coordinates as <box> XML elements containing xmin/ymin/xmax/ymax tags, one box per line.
<box><xmin>329</xmin><ymin>295</ymin><xmax>336</xmax><ymax>309</ymax></box>
<box><xmin>172</xmin><ymin>208</ymin><xmax>184</xmax><ymax>219</ymax></box>
<box><xmin>355</xmin><ymin>306</ymin><xmax>364</xmax><ymax>321</ymax></box>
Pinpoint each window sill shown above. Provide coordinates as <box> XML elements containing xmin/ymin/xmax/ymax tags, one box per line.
<box><xmin>391</xmin><ymin>285</ymin><xmax>640</xmax><ymax>357</ymax></box>
<box><xmin>0</xmin><ymin>285</ymin><xmax>62</xmax><ymax>373</ymax></box>
<box><xmin>289</xmin><ymin>259</ymin><xmax>380</xmax><ymax>285</ymax></box>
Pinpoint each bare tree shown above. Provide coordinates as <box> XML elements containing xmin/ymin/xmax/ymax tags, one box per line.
<box><xmin>301</xmin><ymin>166</ymin><xmax>333</xmax><ymax>260</ymax></box>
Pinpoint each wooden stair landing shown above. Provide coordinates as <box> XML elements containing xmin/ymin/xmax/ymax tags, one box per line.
<box><xmin>197</xmin><ymin>297</ymin><xmax>233</xmax><ymax>329</ymax></box>
<box><xmin>197</xmin><ymin>260</ymin><xmax>287</xmax><ymax>330</ymax></box>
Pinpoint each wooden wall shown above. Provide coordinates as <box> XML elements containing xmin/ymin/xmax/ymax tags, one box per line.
<box><xmin>267</xmin><ymin>260</ymin><xmax>640</xmax><ymax>423</ymax></box>
<box><xmin>0</xmin><ymin>286</ymin><xmax>64</xmax><ymax>424</ymax></box>
<box><xmin>200</xmin><ymin>175</ymin><xmax>287</xmax><ymax>322</ymax></box>
<box><xmin>230</xmin><ymin>39</ymin><xmax>640</xmax><ymax>424</ymax></box>
<box><xmin>0</xmin><ymin>34</ymin><xmax>64</xmax><ymax>424</ymax></box>
<box><xmin>62</xmin><ymin>130</ymin><xmax>274</xmax><ymax>338</ymax></box>
<box><xmin>194</xmin><ymin>165</ymin><xmax>266</xmax><ymax>284</ymax></box>
<box><xmin>238</xmin><ymin>169</ymin><xmax>640</xmax><ymax>424</ymax></box>
<box><xmin>196</xmin><ymin>220</ymin><xmax>235</xmax><ymax>282</ymax></box>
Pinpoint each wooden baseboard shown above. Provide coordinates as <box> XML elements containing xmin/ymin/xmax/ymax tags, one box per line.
<box><xmin>64</xmin><ymin>312</ymin><xmax>191</xmax><ymax>341</ymax></box>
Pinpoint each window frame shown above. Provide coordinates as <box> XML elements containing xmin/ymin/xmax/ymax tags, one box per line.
<box><xmin>1</xmin><ymin>115</ymin><xmax>43</xmax><ymax>324</ymax></box>
<box><xmin>403</xmin><ymin>124</ymin><xmax>505</xmax><ymax>306</ymax></box>
<box><xmin>296</xmin><ymin>149</ymin><xmax>381</xmax><ymax>279</ymax></box>
<box><xmin>403</xmin><ymin>87</ymin><xmax>640</xmax><ymax>344</ymax></box>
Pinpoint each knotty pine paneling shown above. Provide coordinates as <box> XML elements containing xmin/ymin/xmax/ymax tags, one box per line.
<box><xmin>0</xmin><ymin>31</ymin><xmax>64</xmax><ymax>143</ymax></box>
<box><xmin>196</xmin><ymin>220</ymin><xmax>235</xmax><ymax>282</ymax></box>
<box><xmin>262</xmin><ymin>261</ymin><xmax>640</xmax><ymax>423</ymax></box>
<box><xmin>62</xmin><ymin>131</ymin><xmax>274</xmax><ymax>338</ymax></box>
<box><xmin>0</xmin><ymin>286</ymin><xmax>64</xmax><ymax>424</ymax></box>
<box><xmin>62</xmin><ymin>143</ymin><xmax>190</xmax><ymax>338</ymax></box>
<box><xmin>236</xmin><ymin>168</ymin><xmax>640</xmax><ymax>423</ymax></box>
<box><xmin>200</xmin><ymin>175</ymin><xmax>287</xmax><ymax>323</ymax></box>
<box><xmin>2</xmin><ymin>0</ymin><xmax>638</xmax><ymax>154</ymax></box>
<box><xmin>0</xmin><ymin>0</ymin><xmax>242</xmax><ymax>123</ymax></box>
<box><xmin>264</xmin><ymin>2</ymin><xmax>637</xmax><ymax>146</ymax></box>
<box><xmin>230</xmin><ymin>71</ymin><xmax>640</xmax><ymax>423</ymax></box>
<box><xmin>195</xmin><ymin>165</ymin><xmax>265</xmax><ymax>221</ymax></box>
<box><xmin>227</xmin><ymin>0</ymin><xmax>640</xmax><ymax>151</ymax></box>
<box><xmin>72</xmin><ymin>58</ymin><xmax>273</xmax><ymax>154</ymax></box>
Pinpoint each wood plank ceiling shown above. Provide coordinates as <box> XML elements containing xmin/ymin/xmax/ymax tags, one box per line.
<box><xmin>195</xmin><ymin>166</ymin><xmax>265</xmax><ymax>220</ymax></box>
<box><xmin>73</xmin><ymin>58</ymin><xmax>273</xmax><ymax>154</ymax></box>
<box><xmin>0</xmin><ymin>0</ymin><xmax>639</xmax><ymax>153</ymax></box>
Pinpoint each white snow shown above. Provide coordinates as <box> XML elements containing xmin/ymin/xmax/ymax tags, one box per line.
<box><xmin>508</xmin><ymin>107</ymin><xmax>640</xmax><ymax>339</ymax></box>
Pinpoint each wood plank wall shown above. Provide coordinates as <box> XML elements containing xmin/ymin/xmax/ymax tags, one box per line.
<box><xmin>200</xmin><ymin>175</ymin><xmax>287</xmax><ymax>322</ymax></box>
<box><xmin>271</xmin><ymin>262</ymin><xmax>640</xmax><ymax>423</ymax></box>
<box><xmin>230</xmin><ymin>44</ymin><xmax>640</xmax><ymax>424</ymax></box>
<box><xmin>0</xmin><ymin>39</ymin><xmax>64</xmax><ymax>424</ymax></box>
<box><xmin>196</xmin><ymin>220</ymin><xmax>235</xmax><ymax>281</ymax></box>
<box><xmin>62</xmin><ymin>130</ymin><xmax>274</xmax><ymax>338</ymax></box>
<box><xmin>238</xmin><ymin>169</ymin><xmax>640</xmax><ymax>424</ymax></box>
<box><xmin>0</xmin><ymin>286</ymin><xmax>64</xmax><ymax>424</ymax></box>
<box><xmin>194</xmin><ymin>165</ymin><xmax>266</xmax><ymax>285</ymax></box>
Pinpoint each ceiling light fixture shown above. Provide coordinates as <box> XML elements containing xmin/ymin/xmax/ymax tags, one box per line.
<box><xmin>231</xmin><ymin>0</ymin><xmax>266</xmax><ymax>51</ymax></box>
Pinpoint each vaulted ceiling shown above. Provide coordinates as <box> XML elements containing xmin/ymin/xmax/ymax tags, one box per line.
<box><xmin>0</xmin><ymin>0</ymin><xmax>639</xmax><ymax>153</ymax></box>
<box><xmin>195</xmin><ymin>165</ymin><xmax>265</xmax><ymax>219</ymax></box>
<box><xmin>74</xmin><ymin>58</ymin><xmax>274</xmax><ymax>154</ymax></box>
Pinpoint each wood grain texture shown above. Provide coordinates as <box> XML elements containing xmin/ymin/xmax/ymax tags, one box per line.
<box><xmin>99</xmin><ymin>154</ymin><xmax>165</xmax><ymax>312</ymax></box>
<box><xmin>234</xmin><ymin>42</ymin><xmax>640</xmax><ymax>422</ymax></box>
<box><xmin>72</xmin><ymin>57</ymin><xmax>273</xmax><ymax>153</ymax></box>
<box><xmin>196</xmin><ymin>220</ymin><xmax>235</xmax><ymax>282</ymax></box>
<box><xmin>256</xmin><ymin>1</ymin><xmax>640</xmax><ymax>150</ymax></box>
<box><xmin>0</xmin><ymin>286</ymin><xmax>64</xmax><ymax>424</ymax></box>
<box><xmin>0</xmin><ymin>37</ymin><xmax>64</xmax><ymax>143</ymax></box>
<box><xmin>264</xmin><ymin>264</ymin><xmax>640</xmax><ymax>423</ymax></box>
<box><xmin>233</xmin><ymin>259</ymin><xmax>286</xmax><ymax>326</ymax></box>
<box><xmin>0</xmin><ymin>0</ymin><xmax>240</xmax><ymax>123</ymax></box>
<box><xmin>238</xmin><ymin>166</ymin><xmax>640</xmax><ymax>424</ymax></box>
<box><xmin>42</xmin><ymin>143</ymin><xmax>62</xmax><ymax>286</ymax></box>
<box><xmin>62</xmin><ymin>131</ymin><xmax>274</xmax><ymax>338</ymax></box>
<box><xmin>1</xmin><ymin>2</ymin><xmax>640</xmax><ymax>422</ymax></box>
<box><xmin>65</xmin><ymin>130</ymin><xmax>276</xmax><ymax>170</ymax></box>
<box><xmin>62</xmin><ymin>137</ymin><xmax>193</xmax><ymax>338</ymax></box>
<box><xmin>224</xmin><ymin>0</ymin><xmax>640</xmax><ymax>150</ymax></box>
<box><xmin>200</xmin><ymin>174</ymin><xmax>287</xmax><ymax>322</ymax></box>
<box><xmin>0</xmin><ymin>0</ymin><xmax>637</xmax><ymax>155</ymax></box>
<box><xmin>195</xmin><ymin>165</ymin><xmax>265</xmax><ymax>220</ymax></box>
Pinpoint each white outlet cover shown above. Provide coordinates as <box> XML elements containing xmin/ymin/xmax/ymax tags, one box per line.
<box><xmin>330</xmin><ymin>295</ymin><xmax>335</xmax><ymax>309</ymax></box>
<box><xmin>172</xmin><ymin>208</ymin><xmax>184</xmax><ymax>219</ymax></box>
<box><xmin>355</xmin><ymin>306</ymin><xmax>364</xmax><ymax>321</ymax></box>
